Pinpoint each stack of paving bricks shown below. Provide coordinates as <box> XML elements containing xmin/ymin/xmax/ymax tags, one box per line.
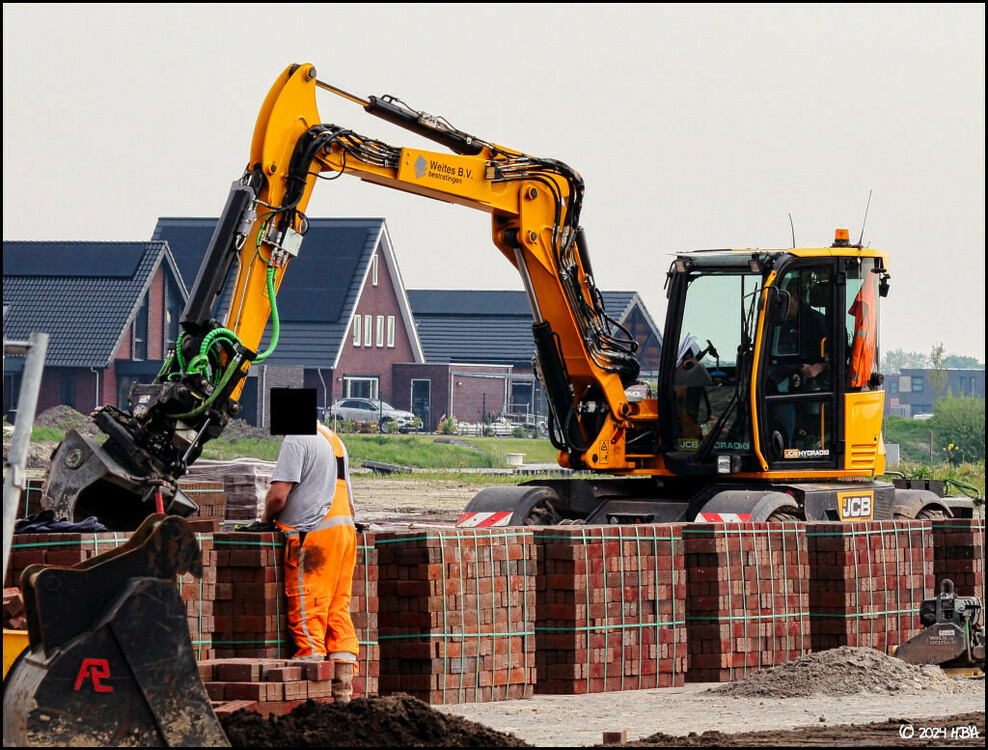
<box><xmin>3</xmin><ymin>588</ymin><xmax>27</xmax><ymax>630</ymax></box>
<box><xmin>178</xmin><ymin>479</ymin><xmax>227</xmax><ymax>521</ymax></box>
<box><xmin>178</xmin><ymin>526</ymin><xmax>218</xmax><ymax>660</ymax></box>
<box><xmin>684</xmin><ymin>522</ymin><xmax>810</xmax><ymax>683</ymax></box>
<box><xmin>184</xmin><ymin>458</ymin><xmax>275</xmax><ymax>521</ymax></box>
<box><xmin>376</xmin><ymin>527</ymin><xmax>536</xmax><ymax>704</ymax></box>
<box><xmin>6</xmin><ymin>527</ymin><xmax>217</xmax><ymax>660</ymax></box>
<box><xmin>534</xmin><ymin>524</ymin><xmax>687</xmax><ymax>693</ymax></box>
<box><xmin>200</xmin><ymin>657</ymin><xmax>336</xmax><ymax>718</ymax></box>
<box><xmin>13</xmin><ymin>478</ymin><xmax>45</xmax><ymax>519</ymax></box>
<box><xmin>212</xmin><ymin>530</ymin><xmax>291</xmax><ymax>660</ymax></box>
<box><xmin>931</xmin><ymin>517</ymin><xmax>985</xmax><ymax>602</ymax></box>
<box><xmin>210</xmin><ymin>530</ymin><xmax>380</xmax><ymax>699</ymax></box>
<box><xmin>4</xmin><ymin>530</ymin><xmax>131</xmax><ymax>588</ymax></box>
<box><xmin>807</xmin><ymin>520</ymin><xmax>934</xmax><ymax>654</ymax></box>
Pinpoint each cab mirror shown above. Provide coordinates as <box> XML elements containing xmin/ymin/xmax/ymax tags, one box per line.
<box><xmin>767</xmin><ymin>288</ymin><xmax>792</xmax><ymax>326</ymax></box>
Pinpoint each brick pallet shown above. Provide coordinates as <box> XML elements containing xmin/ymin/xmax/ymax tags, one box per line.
<box><xmin>807</xmin><ymin>521</ymin><xmax>933</xmax><ymax>654</ymax></box>
<box><xmin>376</xmin><ymin>528</ymin><xmax>537</xmax><ymax>704</ymax></box>
<box><xmin>931</xmin><ymin>517</ymin><xmax>985</xmax><ymax>602</ymax></box>
<box><xmin>184</xmin><ymin>459</ymin><xmax>275</xmax><ymax>521</ymax></box>
<box><xmin>11</xmin><ymin>478</ymin><xmax>45</xmax><ymax>520</ymax></box>
<box><xmin>534</xmin><ymin>524</ymin><xmax>687</xmax><ymax>694</ymax></box>
<box><xmin>4</xmin><ymin>529</ymin><xmax>215</xmax><ymax>658</ymax></box>
<box><xmin>210</xmin><ymin>530</ymin><xmax>380</xmax><ymax>698</ymax></box>
<box><xmin>684</xmin><ymin>522</ymin><xmax>810</xmax><ymax>683</ymax></box>
<box><xmin>178</xmin><ymin>528</ymin><xmax>218</xmax><ymax>660</ymax></box>
<box><xmin>5</xmin><ymin>531</ymin><xmax>133</xmax><ymax>588</ymax></box>
<box><xmin>178</xmin><ymin>479</ymin><xmax>228</xmax><ymax>520</ymax></box>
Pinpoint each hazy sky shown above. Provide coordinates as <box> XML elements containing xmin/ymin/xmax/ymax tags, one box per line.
<box><xmin>4</xmin><ymin>4</ymin><xmax>985</xmax><ymax>361</ymax></box>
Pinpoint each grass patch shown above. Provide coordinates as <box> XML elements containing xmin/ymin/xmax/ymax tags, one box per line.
<box><xmin>200</xmin><ymin>438</ymin><xmax>283</xmax><ymax>462</ymax></box>
<box><xmin>31</xmin><ymin>426</ymin><xmax>65</xmax><ymax>442</ymax></box>
<box><xmin>883</xmin><ymin>460</ymin><xmax>985</xmax><ymax>500</ymax></box>
<box><xmin>453</xmin><ymin>436</ymin><xmax>559</xmax><ymax>464</ymax></box>
<box><xmin>344</xmin><ymin>435</ymin><xmax>499</xmax><ymax>469</ymax></box>
<box><xmin>201</xmin><ymin>432</ymin><xmax>512</xmax><ymax>470</ymax></box>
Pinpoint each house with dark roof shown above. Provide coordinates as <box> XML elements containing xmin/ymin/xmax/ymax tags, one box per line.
<box><xmin>397</xmin><ymin>289</ymin><xmax>663</xmax><ymax>429</ymax></box>
<box><xmin>3</xmin><ymin>241</ymin><xmax>187</xmax><ymax>421</ymax></box>
<box><xmin>152</xmin><ymin>217</ymin><xmax>424</xmax><ymax>426</ymax></box>
<box><xmin>4</xmin><ymin>224</ymin><xmax>664</xmax><ymax>436</ymax></box>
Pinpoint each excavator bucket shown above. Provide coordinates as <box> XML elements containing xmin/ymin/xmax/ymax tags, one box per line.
<box><xmin>42</xmin><ymin>428</ymin><xmax>198</xmax><ymax>531</ymax></box>
<box><xmin>3</xmin><ymin>515</ymin><xmax>229</xmax><ymax>747</ymax></box>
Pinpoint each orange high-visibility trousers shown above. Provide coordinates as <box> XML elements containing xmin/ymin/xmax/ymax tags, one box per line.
<box><xmin>281</xmin><ymin>522</ymin><xmax>358</xmax><ymax>659</ymax></box>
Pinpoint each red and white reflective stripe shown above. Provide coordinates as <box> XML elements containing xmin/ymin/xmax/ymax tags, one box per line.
<box><xmin>696</xmin><ymin>512</ymin><xmax>753</xmax><ymax>523</ymax></box>
<box><xmin>456</xmin><ymin>511</ymin><xmax>512</xmax><ymax>528</ymax></box>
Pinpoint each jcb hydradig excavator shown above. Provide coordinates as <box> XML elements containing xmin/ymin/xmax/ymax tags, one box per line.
<box><xmin>39</xmin><ymin>63</ymin><xmax>977</xmax><ymax>531</ymax></box>
<box><xmin>7</xmin><ymin>61</ymin><xmax>981</xmax><ymax>746</ymax></box>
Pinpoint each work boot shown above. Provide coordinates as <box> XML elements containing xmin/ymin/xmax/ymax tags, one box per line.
<box><xmin>331</xmin><ymin>660</ymin><xmax>354</xmax><ymax>703</ymax></box>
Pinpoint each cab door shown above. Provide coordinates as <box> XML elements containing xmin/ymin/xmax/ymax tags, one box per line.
<box><xmin>759</xmin><ymin>262</ymin><xmax>841</xmax><ymax>470</ymax></box>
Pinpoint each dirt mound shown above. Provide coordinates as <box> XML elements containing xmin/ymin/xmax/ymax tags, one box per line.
<box><xmin>33</xmin><ymin>405</ymin><xmax>100</xmax><ymax>436</ymax></box>
<box><xmin>220</xmin><ymin>419</ymin><xmax>274</xmax><ymax>441</ymax></box>
<box><xmin>708</xmin><ymin>646</ymin><xmax>982</xmax><ymax>699</ymax></box>
<box><xmin>221</xmin><ymin>694</ymin><xmax>531</xmax><ymax>747</ymax></box>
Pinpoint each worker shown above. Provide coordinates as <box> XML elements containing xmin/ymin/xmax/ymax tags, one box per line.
<box><xmin>261</xmin><ymin>420</ymin><xmax>359</xmax><ymax>702</ymax></box>
<box><xmin>847</xmin><ymin>275</ymin><xmax>877</xmax><ymax>389</ymax></box>
<box><xmin>768</xmin><ymin>274</ymin><xmax>831</xmax><ymax>451</ymax></box>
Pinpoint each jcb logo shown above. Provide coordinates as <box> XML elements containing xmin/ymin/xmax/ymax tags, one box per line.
<box><xmin>74</xmin><ymin>658</ymin><xmax>113</xmax><ymax>693</ymax></box>
<box><xmin>838</xmin><ymin>491</ymin><xmax>874</xmax><ymax>522</ymax></box>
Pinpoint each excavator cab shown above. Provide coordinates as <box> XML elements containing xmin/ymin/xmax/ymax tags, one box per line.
<box><xmin>659</xmin><ymin>238</ymin><xmax>888</xmax><ymax>478</ymax></box>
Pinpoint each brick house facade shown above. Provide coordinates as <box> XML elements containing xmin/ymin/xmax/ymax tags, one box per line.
<box><xmin>3</xmin><ymin>241</ymin><xmax>186</xmax><ymax>423</ymax></box>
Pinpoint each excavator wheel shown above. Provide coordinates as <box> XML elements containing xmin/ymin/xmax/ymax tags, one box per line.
<box><xmin>766</xmin><ymin>508</ymin><xmax>803</xmax><ymax>522</ymax></box>
<box><xmin>894</xmin><ymin>507</ymin><xmax>948</xmax><ymax>521</ymax></box>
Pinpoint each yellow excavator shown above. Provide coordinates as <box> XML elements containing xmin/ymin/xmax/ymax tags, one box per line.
<box><xmin>4</xmin><ymin>63</ymin><xmax>980</xmax><ymax>744</ymax></box>
<box><xmin>39</xmin><ymin>63</ymin><xmax>976</xmax><ymax>530</ymax></box>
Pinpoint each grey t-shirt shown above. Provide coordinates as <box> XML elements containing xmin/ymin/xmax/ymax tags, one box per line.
<box><xmin>270</xmin><ymin>428</ymin><xmax>353</xmax><ymax>531</ymax></box>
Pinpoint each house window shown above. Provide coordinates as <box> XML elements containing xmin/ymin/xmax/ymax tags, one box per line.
<box><xmin>132</xmin><ymin>293</ymin><xmax>149</xmax><ymax>360</ymax></box>
<box><xmin>887</xmin><ymin>379</ymin><xmax>899</xmax><ymax>395</ymax></box>
<box><xmin>372</xmin><ymin>254</ymin><xmax>379</xmax><ymax>286</ymax></box>
<box><xmin>376</xmin><ymin>316</ymin><xmax>384</xmax><ymax>347</ymax></box>
<box><xmin>352</xmin><ymin>317</ymin><xmax>361</xmax><ymax>347</ymax></box>
<box><xmin>911</xmin><ymin>376</ymin><xmax>925</xmax><ymax>393</ymax></box>
<box><xmin>364</xmin><ymin>315</ymin><xmax>372</xmax><ymax>346</ymax></box>
<box><xmin>386</xmin><ymin>316</ymin><xmax>396</xmax><ymax>348</ymax></box>
<box><xmin>345</xmin><ymin>377</ymin><xmax>378</xmax><ymax>400</ymax></box>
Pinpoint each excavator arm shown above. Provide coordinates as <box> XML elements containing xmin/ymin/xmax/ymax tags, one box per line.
<box><xmin>43</xmin><ymin>63</ymin><xmax>646</xmax><ymax>530</ymax></box>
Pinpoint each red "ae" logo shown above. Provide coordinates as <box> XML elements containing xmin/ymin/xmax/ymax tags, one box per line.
<box><xmin>74</xmin><ymin>658</ymin><xmax>113</xmax><ymax>693</ymax></box>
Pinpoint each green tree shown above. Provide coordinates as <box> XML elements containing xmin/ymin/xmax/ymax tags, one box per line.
<box><xmin>927</xmin><ymin>343</ymin><xmax>948</xmax><ymax>397</ymax></box>
<box><xmin>931</xmin><ymin>394</ymin><xmax>985</xmax><ymax>465</ymax></box>
<box><xmin>944</xmin><ymin>355</ymin><xmax>984</xmax><ymax>369</ymax></box>
<box><xmin>881</xmin><ymin>348</ymin><xmax>929</xmax><ymax>373</ymax></box>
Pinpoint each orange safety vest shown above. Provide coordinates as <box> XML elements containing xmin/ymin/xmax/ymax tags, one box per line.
<box><xmin>848</xmin><ymin>278</ymin><xmax>876</xmax><ymax>388</ymax></box>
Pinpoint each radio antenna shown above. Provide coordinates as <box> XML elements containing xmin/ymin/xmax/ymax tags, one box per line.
<box><xmin>788</xmin><ymin>213</ymin><xmax>795</xmax><ymax>249</ymax></box>
<box><xmin>857</xmin><ymin>190</ymin><xmax>873</xmax><ymax>247</ymax></box>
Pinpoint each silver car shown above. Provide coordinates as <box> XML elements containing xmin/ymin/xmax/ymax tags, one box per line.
<box><xmin>327</xmin><ymin>398</ymin><xmax>416</xmax><ymax>433</ymax></box>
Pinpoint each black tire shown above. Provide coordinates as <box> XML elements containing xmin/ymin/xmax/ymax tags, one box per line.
<box><xmin>894</xmin><ymin>507</ymin><xmax>947</xmax><ymax>520</ymax></box>
<box><xmin>379</xmin><ymin>419</ymin><xmax>393</xmax><ymax>434</ymax></box>
<box><xmin>523</xmin><ymin>500</ymin><xmax>560</xmax><ymax>527</ymax></box>
<box><xmin>767</xmin><ymin>508</ymin><xmax>803</xmax><ymax>522</ymax></box>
